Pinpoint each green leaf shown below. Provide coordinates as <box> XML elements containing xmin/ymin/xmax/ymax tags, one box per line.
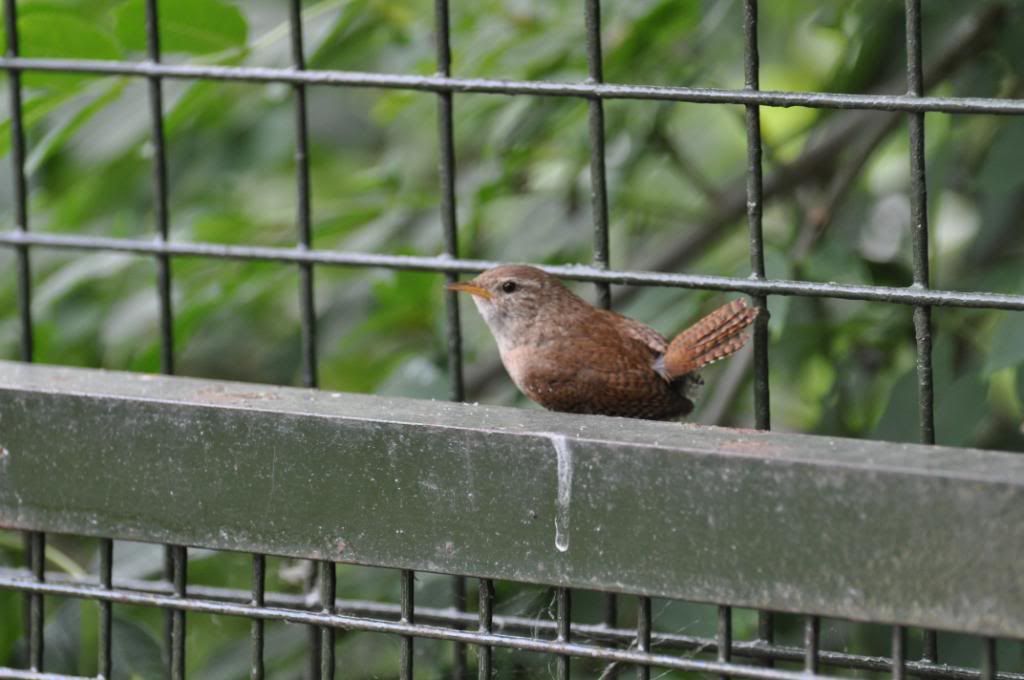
<box><xmin>8</xmin><ymin>13</ymin><xmax>121</xmax><ymax>90</ymax></box>
<box><xmin>985</xmin><ymin>312</ymin><xmax>1024</xmax><ymax>375</ymax></box>
<box><xmin>869</xmin><ymin>366</ymin><xmax>917</xmax><ymax>444</ymax></box>
<box><xmin>0</xmin><ymin>532</ymin><xmax>86</xmax><ymax>576</ymax></box>
<box><xmin>43</xmin><ymin>600</ymin><xmax>82</xmax><ymax>675</ymax></box>
<box><xmin>935</xmin><ymin>370</ymin><xmax>989</xmax><ymax>447</ymax></box>
<box><xmin>114</xmin><ymin>0</ymin><xmax>248</xmax><ymax>55</ymax></box>
<box><xmin>26</xmin><ymin>79</ymin><xmax>129</xmax><ymax>174</ymax></box>
<box><xmin>0</xmin><ymin>590</ymin><xmax>20</xmax><ymax>669</ymax></box>
<box><xmin>111</xmin><ymin>616</ymin><xmax>164</xmax><ymax>679</ymax></box>
<box><xmin>0</xmin><ymin>88</ymin><xmax>80</xmax><ymax>157</ymax></box>
<box><xmin>978</xmin><ymin>119</ymin><xmax>1024</xmax><ymax>195</ymax></box>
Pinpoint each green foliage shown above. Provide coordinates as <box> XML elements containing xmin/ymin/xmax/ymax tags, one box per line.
<box><xmin>1</xmin><ymin>0</ymin><xmax>1024</xmax><ymax>675</ymax></box>
<box><xmin>0</xmin><ymin>9</ymin><xmax>120</xmax><ymax>90</ymax></box>
<box><xmin>986</xmin><ymin>312</ymin><xmax>1024</xmax><ymax>375</ymax></box>
<box><xmin>114</xmin><ymin>0</ymin><xmax>247</xmax><ymax>55</ymax></box>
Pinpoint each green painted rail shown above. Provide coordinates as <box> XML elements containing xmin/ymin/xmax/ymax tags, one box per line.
<box><xmin>0</xmin><ymin>360</ymin><xmax>1021</xmax><ymax>639</ymax></box>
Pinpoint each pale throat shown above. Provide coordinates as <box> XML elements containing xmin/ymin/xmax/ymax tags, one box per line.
<box><xmin>472</xmin><ymin>291</ymin><xmax>590</xmax><ymax>355</ymax></box>
<box><xmin>472</xmin><ymin>297</ymin><xmax>519</xmax><ymax>355</ymax></box>
<box><xmin>470</xmin><ymin>299</ymin><xmax>533</xmax><ymax>391</ymax></box>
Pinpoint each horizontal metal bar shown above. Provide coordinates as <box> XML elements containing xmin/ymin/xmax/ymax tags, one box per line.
<box><xmin>0</xmin><ymin>573</ymin><xmax>827</xmax><ymax>680</ymax></box>
<box><xmin>1</xmin><ymin>57</ymin><xmax>1023</xmax><ymax>115</ymax></box>
<box><xmin>2</xmin><ymin>363</ymin><xmax>1024</xmax><ymax>639</ymax></box>
<box><xmin>2</xmin><ymin>567</ymin><xmax>1013</xmax><ymax>680</ymax></box>
<box><xmin>1</xmin><ymin>231</ymin><xmax>1023</xmax><ymax>310</ymax></box>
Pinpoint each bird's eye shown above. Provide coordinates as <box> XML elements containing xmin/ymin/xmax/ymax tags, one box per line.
<box><xmin>501</xmin><ymin>280</ymin><xmax>517</xmax><ymax>294</ymax></box>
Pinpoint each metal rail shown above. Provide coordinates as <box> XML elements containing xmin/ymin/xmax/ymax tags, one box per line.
<box><xmin>2</xmin><ymin>230</ymin><xmax>1023</xmax><ymax>310</ymax></box>
<box><xmin>1</xmin><ymin>361</ymin><xmax>1023</xmax><ymax>641</ymax></box>
<box><xmin>0</xmin><ymin>56</ymin><xmax>1023</xmax><ymax>114</ymax></box>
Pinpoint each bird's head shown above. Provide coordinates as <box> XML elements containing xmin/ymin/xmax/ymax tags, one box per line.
<box><xmin>447</xmin><ymin>265</ymin><xmax>582</xmax><ymax>349</ymax></box>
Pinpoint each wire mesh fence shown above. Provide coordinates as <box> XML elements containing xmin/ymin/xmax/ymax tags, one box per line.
<box><xmin>1</xmin><ymin>0</ymin><xmax>1022</xmax><ymax>677</ymax></box>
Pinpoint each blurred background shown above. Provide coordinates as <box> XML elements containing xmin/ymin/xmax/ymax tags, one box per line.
<box><xmin>1</xmin><ymin>0</ymin><xmax>1023</xmax><ymax>676</ymax></box>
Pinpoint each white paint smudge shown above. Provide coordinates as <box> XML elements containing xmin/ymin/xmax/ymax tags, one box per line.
<box><xmin>548</xmin><ymin>434</ymin><xmax>573</xmax><ymax>553</ymax></box>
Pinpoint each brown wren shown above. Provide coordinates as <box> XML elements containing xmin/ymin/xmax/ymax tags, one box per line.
<box><xmin>448</xmin><ymin>265</ymin><xmax>759</xmax><ymax>420</ymax></box>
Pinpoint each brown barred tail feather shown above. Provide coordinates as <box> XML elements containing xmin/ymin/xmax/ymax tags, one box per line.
<box><xmin>661</xmin><ymin>299</ymin><xmax>759</xmax><ymax>379</ymax></box>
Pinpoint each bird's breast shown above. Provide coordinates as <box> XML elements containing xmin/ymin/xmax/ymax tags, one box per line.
<box><xmin>498</xmin><ymin>345</ymin><xmax>536</xmax><ymax>394</ymax></box>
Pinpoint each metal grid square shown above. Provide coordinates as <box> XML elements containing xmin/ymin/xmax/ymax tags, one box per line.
<box><xmin>1</xmin><ymin>0</ymin><xmax>1022</xmax><ymax>677</ymax></box>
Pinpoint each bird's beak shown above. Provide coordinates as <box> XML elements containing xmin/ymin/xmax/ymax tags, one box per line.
<box><xmin>446</xmin><ymin>281</ymin><xmax>493</xmax><ymax>300</ymax></box>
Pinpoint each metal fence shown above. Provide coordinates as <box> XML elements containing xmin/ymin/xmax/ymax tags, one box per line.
<box><xmin>0</xmin><ymin>0</ymin><xmax>1022</xmax><ymax>678</ymax></box>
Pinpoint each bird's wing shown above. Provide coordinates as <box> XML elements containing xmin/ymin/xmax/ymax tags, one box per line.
<box><xmin>510</xmin><ymin>335</ymin><xmax>691</xmax><ymax>419</ymax></box>
<box><xmin>597</xmin><ymin>309</ymin><xmax>668</xmax><ymax>356</ymax></box>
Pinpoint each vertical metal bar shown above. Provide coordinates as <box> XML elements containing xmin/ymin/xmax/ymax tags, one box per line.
<box><xmin>743</xmin><ymin>0</ymin><xmax>769</xmax><ymax>430</ymax></box>
<box><xmin>636</xmin><ymin>596</ymin><xmax>651</xmax><ymax>680</ymax></box>
<box><xmin>905</xmin><ymin>0</ymin><xmax>934</xmax><ymax>446</ymax></box>
<box><xmin>980</xmin><ymin>638</ymin><xmax>997</xmax><ymax>680</ymax></box>
<box><xmin>288</xmin><ymin>0</ymin><xmax>317</xmax><ymax>389</ymax></box>
<box><xmin>319</xmin><ymin>561</ymin><xmax>336</xmax><ymax>680</ymax></box>
<box><xmin>743</xmin><ymin>2</ymin><xmax>773</xmax><ymax>662</ymax></box>
<box><xmin>305</xmin><ymin>569</ymin><xmax>321</xmax><ymax>680</ymax></box>
<box><xmin>584</xmin><ymin>5</ymin><xmax>615</xmax><ymax>670</ymax></box>
<box><xmin>905</xmin><ymin>3</ymin><xmax>937</xmax><ymax>666</ymax></box>
<box><xmin>144</xmin><ymin>5</ymin><xmax>177</xmax><ymax>669</ymax></box>
<box><xmin>922</xmin><ymin>631</ymin><xmax>938</xmax><ymax>663</ymax></box>
<box><xmin>162</xmin><ymin>546</ymin><xmax>174</xmax><ymax>676</ymax></box>
<box><xmin>434</xmin><ymin>0</ymin><xmax>464</xmax><ymax>403</ymax></box>
<box><xmin>27</xmin><ymin>532</ymin><xmax>44</xmax><ymax>672</ymax></box>
<box><xmin>98</xmin><ymin>539</ymin><xmax>113</xmax><ymax>680</ymax></box>
<box><xmin>604</xmin><ymin>593</ymin><xmax>619</xmax><ymax>680</ymax></box>
<box><xmin>433</xmin><ymin>5</ymin><xmax>468</xmax><ymax>677</ymax></box>
<box><xmin>143</xmin><ymin>0</ymin><xmax>174</xmax><ymax>375</ymax></box>
<box><xmin>757</xmin><ymin>612</ymin><xmax>775</xmax><ymax>667</ymax></box>
<box><xmin>436</xmin><ymin>0</ymin><xmax>467</xmax><ymax>654</ymax></box>
<box><xmin>287</xmin><ymin>5</ymin><xmax>321</xmax><ymax>675</ymax></box>
<box><xmin>400</xmin><ymin>570</ymin><xmax>415</xmax><ymax>680</ymax></box>
<box><xmin>892</xmin><ymin>626</ymin><xmax>906</xmax><ymax>680</ymax></box>
<box><xmin>2</xmin><ymin>0</ymin><xmax>31</xmax><ymax>362</ymax></box>
<box><xmin>169</xmin><ymin>545</ymin><xmax>187</xmax><ymax>680</ymax></box>
<box><xmin>717</xmin><ymin>606</ymin><xmax>732</xmax><ymax>680</ymax></box>
<box><xmin>804</xmin><ymin>616</ymin><xmax>820</xmax><ymax>674</ymax></box>
<box><xmin>3</xmin><ymin>6</ymin><xmax>41</xmax><ymax>661</ymax></box>
<box><xmin>603</xmin><ymin>593</ymin><xmax>618</xmax><ymax>632</ymax></box>
<box><xmin>556</xmin><ymin>588</ymin><xmax>571</xmax><ymax>680</ymax></box>
<box><xmin>477</xmin><ymin>579</ymin><xmax>494</xmax><ymax>680</ymax></box>
<box><xmin>250</xmin><ymin>554</ymin><xmax>265</xmax><ymax>680</ymax></box>
<box><xmin>584</xmin><ymin>0</ymin><xmax>611</xmax><ymax>309</ymax></box>
<box><xmin>452</xmin><ymin>576</ymin><xmax>468</xmax><ymax>679</ymax></box>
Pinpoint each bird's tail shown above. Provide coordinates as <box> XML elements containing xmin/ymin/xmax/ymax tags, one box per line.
<box><xmin>661</xmin><ymin>299</ymin><xmax>759</xmax><ymax>379</ymax></box>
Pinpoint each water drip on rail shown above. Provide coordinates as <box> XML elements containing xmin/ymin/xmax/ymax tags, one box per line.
<box><xmin>546</xmin><ymin>433</ymin><xmax>573</xmax><ymax>553</ymax></box>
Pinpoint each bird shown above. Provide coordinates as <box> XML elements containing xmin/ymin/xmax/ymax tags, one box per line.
<box><xmin>447</xmin><ymin>264</ymin><xmax>760</xmax><ymax>420</ymax></box>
